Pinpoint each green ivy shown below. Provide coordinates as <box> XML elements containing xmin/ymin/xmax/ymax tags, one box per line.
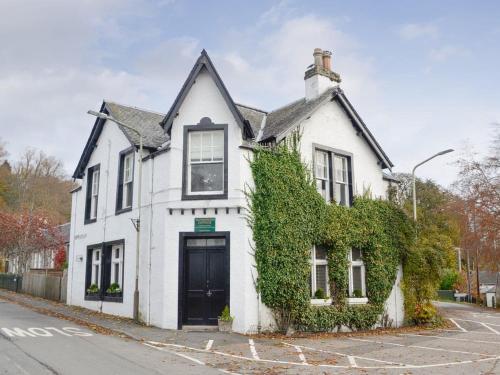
<box><xmin>248</xmin><ymin>134</ymin><xmax>415</xmax><ymax>332</ymax></box>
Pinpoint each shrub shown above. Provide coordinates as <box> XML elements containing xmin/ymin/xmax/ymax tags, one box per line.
<box><xmin>219</xmin><ymin>305</ymin><xmax>233</xmax><ymax>322</ymax></box>
<box><xmin>87</xmin><ymin>284</ymin><xmax>99</xmax><ymax>294</ymax></box>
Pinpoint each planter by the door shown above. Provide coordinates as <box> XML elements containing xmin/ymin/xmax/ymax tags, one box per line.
<box><xmin>218</xmin><ymin>319</ymin><xmax>232</xmax><ymax>333</ymax></box>
<box><xmin>85</xmin><ymin>292</ymin><xmax>101</xmax><ymax>301</ymax></box>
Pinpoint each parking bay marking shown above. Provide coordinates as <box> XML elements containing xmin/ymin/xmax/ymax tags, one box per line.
<box><xmin>400</xmin><ymin>333</ymin><xmax>500</xmax><ymax>345</ymax></box>
<box><xmin>1</xmin><ymin>327</ymin><xmax>92</xmax><ymax>338</ymax></box>
<box><xmin>349</xmin><ymin>337</ymin><xmax>496</xmax><ymax>357</ymax></box>
<box><xmin>145</xmin><ymin>340</ymin><xmax>500</xmax><ymax>370</ymax></box>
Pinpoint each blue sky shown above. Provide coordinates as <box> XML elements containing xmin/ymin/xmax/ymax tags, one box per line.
<box><xmin>0</xmin><ymin>0</ymin><xmax>498</xmax><ymax>187</ymax></box>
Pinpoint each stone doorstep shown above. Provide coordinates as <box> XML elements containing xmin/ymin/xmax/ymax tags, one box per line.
<box><xmin>182</xmin><ymin>325</ymin><xmax>219</xmax><ymax>332</ymax></box>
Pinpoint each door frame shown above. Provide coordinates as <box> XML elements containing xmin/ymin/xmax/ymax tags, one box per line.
<box><xmin>177</xmin><ymin>231</ymin><xmax>230</xmax><ymax>329</ymax></box>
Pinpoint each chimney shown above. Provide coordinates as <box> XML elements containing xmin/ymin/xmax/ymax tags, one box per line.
<box><xmin>322</xmin><ymin>50</ymin><xmax>331</xmax><ymax>72</ymax></box>
<box><xmin>304</xmin><ymin>48</ymin><xmax>341</xmax><ymax>101</ymax></box>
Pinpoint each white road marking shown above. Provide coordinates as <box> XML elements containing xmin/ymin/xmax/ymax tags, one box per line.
<box><xmin>282</xmin><ymin>342</ymin><xmax>406</xmax><ymax>366</ymax></box>
<box><xmin>480</xmin><ymin>322</ymin><xmax>500</xmax><ymax>334</ymax></box>
<box><xmin>248</xmin><ymin>339</ymin><xmax>260</xmax><ymax>360</ymax></box>
<box><xmin>293</xmin><ymin>345</ymin><xmax>307</xmax><ymax>364</ymax></box>
<box><xmin>449</xmin><ymin>318</ymin><xmax>467</xmax><ymax>332</ymax></box>
<box><xmin>452</xmin><ymin>318</ymin><xmax>500</xmax><ymax>327</ymax></box>
<box><xmin>349</xmin><ymin>337</ymin><xmax>496</xmax><ymax>357</ymax></box>
<box><xmin>400</xmin><ymin>333</ymin><xmax>500</xmax><ymax>345</ymax></box>
<box><xmin>145</xmin><ymin>341</ymin><xmax>500</xmax><ymax>370</ymax></box>
<box><xmin>144</xmin><ymin>343</ymin><xmax>206</xmax><ymax>365</ymax></box>
<box><xmin>437</xmin><ymin>328</ymin><xmax>499</xmax><ymax>336</ymax></box>
<box><xmin>205</xmin><ymin>339</ymin><xmax>214</xmax><ymax>351</ymax></box>
<box><xmin>347</xmin><ymin>356</ymin><xmax>357</xmax><ymax>367</ymax></box>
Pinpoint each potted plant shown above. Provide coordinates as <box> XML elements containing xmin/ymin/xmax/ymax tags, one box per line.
<box><xmin>86</xmin><ymin>283</ymin><xmax>100</xmax><ymax>300</ymax></box>
<box><xmin>105</xmin><ymin>282</ymin><xmax>123</xmax><ymax>302</ymax></box>
<box><xmin>218</xmin><ymin>305</ymin><xmax>233</xmax><ymax>332</ymax></box>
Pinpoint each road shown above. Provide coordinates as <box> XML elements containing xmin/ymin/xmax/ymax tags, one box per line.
<box><xmin>0</xmin><ymin>299</ymin><xmax>220</xmax><ymax>374</ymax></box>
<box><xmin>1</xmin><ymin>298</ymin><xmax>500</xmax><ymax>374</ymax></box>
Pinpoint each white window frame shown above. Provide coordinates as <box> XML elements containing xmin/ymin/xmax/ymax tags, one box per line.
<box><xmin>91</xmin><ymin>248</ymin><xmax>101</xmax><ymax>288</ymax></box>
<box><xmin>122</xmin><ymin>153</ymin><xmax>133</xmax><ymax>209</ymax></box>
<box><xmin>90</xmin><ymin>169</ymin><xmax>100</xmax><ymax>219</ymax></box>
<box><xmin>348</xmin><ymin>248</ymin><xmax>366</xmax><ymax>298</ymax></box>
<box><xmin>187</xmin><ymin>130</ymin><xmax>224</xmax><ymax>195</ymax></box>
<box><xmin>333</xmin><ymin>154</ymin><xmax>350</xmax><ymax>207</ymax></box>
<box><xmin>110</xmin><ymin>245</ymin><xmax>123</xmax><ymax>288</ymax></box>
<box><xmin>314</xmin><ymin>150</ymin><xmax>330</xmax><ymax>202</ymax></box>
<box><xmin>310</xmin><ymin>245</ymin><xmax>330</xmax><ymax>301</ymax></box>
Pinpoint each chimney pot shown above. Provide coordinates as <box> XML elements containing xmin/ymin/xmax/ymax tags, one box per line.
<box><xmin>313</xmin><ymin>48</ymin><xmax>323</xmax><ymax>68</ymax></box>
<box><xmin>322</xmin><ymin>50</ymin><xmax>332</xmax><ymax>72</ymax></box>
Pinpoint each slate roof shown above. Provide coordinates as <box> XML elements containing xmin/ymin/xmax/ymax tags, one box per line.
<box><xmin>262</xmin><ymin>88</ymin><xmax>336</xmax><ymax>141</ymax></box>
<box><xmin>235</xmin><ymin>104</ymin><xmax>267</xmax><ymax>137</ymax></box>
<box><xmin>104</xmin><ymin>101</ymin><xmax>168</xmax><ymax>149</ymax></box>
<box><xmin>479</xmin><ymin>271</ymin><xmax>499</xmax><ymax>285</ymax></box>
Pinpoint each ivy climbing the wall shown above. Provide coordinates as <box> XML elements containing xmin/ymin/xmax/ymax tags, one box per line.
<box><xmin>248</xmin><ymin>134</ymin><xmax>415</xmax><ymax>332</ymax></box>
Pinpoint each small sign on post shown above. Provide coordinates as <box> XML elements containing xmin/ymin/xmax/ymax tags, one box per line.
<box><xmin>194</xmin><ymin>217</ymin><xmax>216</xmax><ymax>232</ymax></box>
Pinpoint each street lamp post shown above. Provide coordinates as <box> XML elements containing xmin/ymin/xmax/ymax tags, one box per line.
<box><xmin>412</xmin><ymin>149</ymin><xmax>454</xmax><ymax>222</ymax></box>
<box><xmin>88</xmin><ymin>110</ymin><xmax>143</xmax><ymax>322</ymax></box>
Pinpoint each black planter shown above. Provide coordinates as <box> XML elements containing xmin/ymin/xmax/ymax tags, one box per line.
<box><xmin>85</xmin><ymin>292</ymin><xmax>101</xmax><ymax>301</ymax></box>
<box><xmin>104</xmin><ymin>292</ymin><xmax>123</xmax><ymax>303</ymax></box>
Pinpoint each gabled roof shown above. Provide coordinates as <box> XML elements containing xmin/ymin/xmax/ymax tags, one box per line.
<box><xmin>72</xmin><ymin>101</ymin><xmax>168</xmax><ymax>179</ymax></box>
<box><xmin>160</xmin><ymin>50</ymin><xmax>255</xmax><ymax>140</ymax></box>
<box><xmin>259</xmin><ymin>86</ymin><xmax>393</xmax><ymax>169</ymax></box>
<box><xmin>479</xmin><ymin>271</ymin><xmax>500</xmax><ymax>285</ymax></box>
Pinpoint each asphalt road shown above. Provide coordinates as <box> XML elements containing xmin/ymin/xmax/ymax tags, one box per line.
<box><xmin>1</xmin><ymin>298</ymin><xmax>500</xmax><ymax>374</ymax></box>
<box><xmin>0</xmin><ymin>300</ymin><xmax>221</xmax><ymax>374</ymax></box>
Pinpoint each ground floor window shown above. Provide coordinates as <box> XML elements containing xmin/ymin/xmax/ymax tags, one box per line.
<box><xmin>348</xmin><ymin>248</ymin><xmax>366</xmax><ymax>298</ymax></box>
<box><xmin>310</xmin><ymin>245</ymin><xmax>329</xmax><ymax>299</ymax></box>
<box><xmin>85</xmin><ymin>240</ymin><xmax>124</xmax><ymax>302</ymax></box>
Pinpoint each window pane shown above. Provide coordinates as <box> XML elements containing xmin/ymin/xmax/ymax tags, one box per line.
<box><xmin>186</xmin><ymin>238</ymin><xmax>207</xmax><ymax>247</ymax></box>
<box><xmin>201</xmin><ymin>132</ymin><xmax>212</xmax><ymax>161</ymax></box>
<box><xmin>190</xmin><ymin>132</ymin><xmax>201</xmax><ymax>162</ymax></box>
<box><xmin>351</xmin><ymin>248</ymin><xmax>362</xmax><ymax>261</ymax></box>
<box><xmin>191</xmin><ymin>163</ymin><xmax>223</xmax><ymax>192</ymax></box>
<box><xmin>334</xmin><ymin>183</ymin><xmax>347</xmax><ymax>206</ymax></box>
<box><xmin>315</xmin><ymin>265</ymin><xmax>328</xmax><ymax>294</ymax></box>
<box><xmin>213</xmin><ymin>131</ymin><xmax>224</xmax><ymax>161</ymax></box>
<box><xmin>125</xmin><ymin>182</ymin><xmax>133</xmax><ymax>207</ymax></box>
<box><xmin>114</xmin><ymin>263</ymin><xmax>119</xmax><ymax>284</ymax></box>
<box><xmin>206</xmin><ymin>238</ymin><xmax>226</xmax><ymax>246</ymax></box>
<box><xmin>334</xmin><ymin>156</ymin><xmax>347</xmax><ymax>183</ymax></box>
<box><xmin>95</xmin><ymin>250</ymin><xmax>100</xmax><ymax>261</ymax></box>
<box><xmin>115</xmin><ymin>248</ymin><xmax>120</xmax><ymax>259</ymax></box>
<box><xmin>315</xmin><ymin>245</ymin><xmax>327</xmax><ymax>260</ymax></box>
<box><xmin>352</xmin><ymin>266</ymin><xmax>363</xmax><ymax>294</ymax></box>
<box><xmin>316</xmin><ymin>179</ymin><xmax>328</xmax><ymax>200</ymax></box>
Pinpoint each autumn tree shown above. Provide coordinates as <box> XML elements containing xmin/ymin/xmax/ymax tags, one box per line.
<box><xmin>0</xmin><ymin>210</ymin><xmax>64</xmax><ymax>273</ymax></box>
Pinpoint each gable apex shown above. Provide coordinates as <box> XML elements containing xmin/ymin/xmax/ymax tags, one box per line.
<box><xmin>161</xmin><ymin>50</ymin><xmax>255</xmax><ymax>140</ymax></box>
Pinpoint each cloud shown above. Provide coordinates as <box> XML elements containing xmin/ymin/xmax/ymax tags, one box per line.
<box><xmin>429</xmin><ymin>45</ymin><xmax>469</xmax><ymax>62</ymax></box>
<box><xmin>398</xmin><ymin>23</ymin><xmax>438</xmax><ymax>40</ymax></box>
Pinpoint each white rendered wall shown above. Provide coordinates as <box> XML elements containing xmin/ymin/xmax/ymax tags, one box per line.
<box><xmin>67</xmin><ymin>121</ymin><xmax>140</xmax><ymax>318</ymax></box>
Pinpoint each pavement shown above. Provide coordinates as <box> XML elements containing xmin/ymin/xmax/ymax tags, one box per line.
<box><xmin>1</xmin><ymin>290</ymin><xmax>500</xmax><ymax>374</ymax></box>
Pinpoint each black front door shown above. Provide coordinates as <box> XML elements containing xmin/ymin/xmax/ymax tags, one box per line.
<box><xmin>182</xmin><ymin>236</ymin><xmax>228</xmax><ymax>326</ymax></box>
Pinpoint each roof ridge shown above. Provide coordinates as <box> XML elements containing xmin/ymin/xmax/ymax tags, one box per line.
<box><xmin>235</xmin><ymin>102</ymin><xmax>268</xmax><ymax>114</ymax></box>
<box><xmin>104</xmin><ymin>100</ymin><xmax>166</xmax><ymax>116</ymax></box>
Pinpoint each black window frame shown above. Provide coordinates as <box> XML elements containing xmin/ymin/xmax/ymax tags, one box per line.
<box><xmin>182</xmin><ymin>118</ymin><xmax>228</xmax><ymax>201</ymax></box>
<box><xmin>312</xmin><ymin>144</ymin><xmax>354</xmax><ymax>206</ymax></box>
<box><xmin>84</xmin><ymin>239</ymin><xmax>125</xmax><ymax>303</ymax></box>
<box><xmin>115</xmin><ymin>147</ymin><xmax>135</xmax><ymax>215</ymax></box>
<box><xmin>84</xmin><ymin>164</ymin><xmax>100</xmax><ymax>224</ymax></box>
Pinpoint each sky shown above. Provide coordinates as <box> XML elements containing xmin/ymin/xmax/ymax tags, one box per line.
<box><xmin>0</xmin><ymin>0</ymin><xmax>498</xmax><ymax>187</ymax></box>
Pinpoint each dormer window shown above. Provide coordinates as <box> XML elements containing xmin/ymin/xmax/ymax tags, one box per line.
<box><xmin>182</xmin><ymin>122</ymin><xmax>228</xmax><ymax>200</ymax></box>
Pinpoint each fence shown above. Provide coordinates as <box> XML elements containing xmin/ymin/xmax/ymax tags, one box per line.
<box><xmin>0</xmin><ymin>273</ymin><xmax>22</xmax><ymax>292</ymax></box>
<box><xmin>437</xmin><ymin>290</ymin><xmax>455</xmax><ymax>301</ymax></box>
<box><xmin>0</xmin><ymin>271</ymin><xmax>66</xmax><ymax>302</ymax></box>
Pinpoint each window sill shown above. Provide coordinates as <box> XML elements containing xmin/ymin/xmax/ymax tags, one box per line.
<box><xmin>182</xmin><ymin>193</ymin><xmax>228</xmax><ymax>201</ymax></box>
<box><xmin>346</xmin><ymin>297</ymin><xmax>368</xmax><ymax>305</ymax></box>
<box><xmin>84</xmin><ymin>294</ymin><xmax>101</xmax><ymax>301</ymax></box>
<box><xmin>84</xmin><ymin>218</ymin><xmax>97</xmax><ymax>225</ymax></box>
<box><xmin>115</xmin><ymin>206</ymin><xmax>132</xmax><ymax>216</ymax></box>
<box><xmin>311</xmin><ymin>298</ymin><xmax>332</xmax><ymax>306</ymax></box>
<box><xmin>103</xmin><ymin>295</ymin><xmax>123</xmax><ymax>303</ymax></box>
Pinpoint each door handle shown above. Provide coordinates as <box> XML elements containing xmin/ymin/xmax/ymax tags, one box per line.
<box><xmin>206</xmin><ymin>290</ymin><xmax>212</xmax><ymax>297</ymax></box>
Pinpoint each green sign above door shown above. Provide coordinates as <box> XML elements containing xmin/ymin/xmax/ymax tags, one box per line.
<box><xmin>194</xmin><ymin>217</ymin><xmax>216</xmax><ymax>232</ymax></box>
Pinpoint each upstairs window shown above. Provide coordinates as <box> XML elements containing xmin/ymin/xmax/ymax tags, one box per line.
<box><xmin>348</xmin><ymin>248</ymin><xmax>366</xmax><ymax>298</ymax></box>
<box><xmin>85</xmin><ymin>164</ymin><xmax>100</xmax><ymax>223</ymax></box>
<box><xmin>182</xmin><ymin>123</ymin><xmax>228</xmax><ymax>200</ymax></box>
<box><xmin>314</xmin><ymin>147</ymin><xmax>352</xmax><ymax>206</ymax></box>
<box><xmin>116</xmin><ymin>151</ymin><xmax>134</xmax><ymax>213</ymax></box>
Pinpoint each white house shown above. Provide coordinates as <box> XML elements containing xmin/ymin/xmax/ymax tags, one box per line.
<box><xmin>67</xmin><ymin>48</ymin><xmax>403</xmax><ymax>333</ymax></box>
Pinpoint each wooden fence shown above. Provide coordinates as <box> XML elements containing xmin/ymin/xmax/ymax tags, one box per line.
<box><xmin>0</xmin><ymin>271</ymin><xmax>67</xmax><ymax>302</ymax></box>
